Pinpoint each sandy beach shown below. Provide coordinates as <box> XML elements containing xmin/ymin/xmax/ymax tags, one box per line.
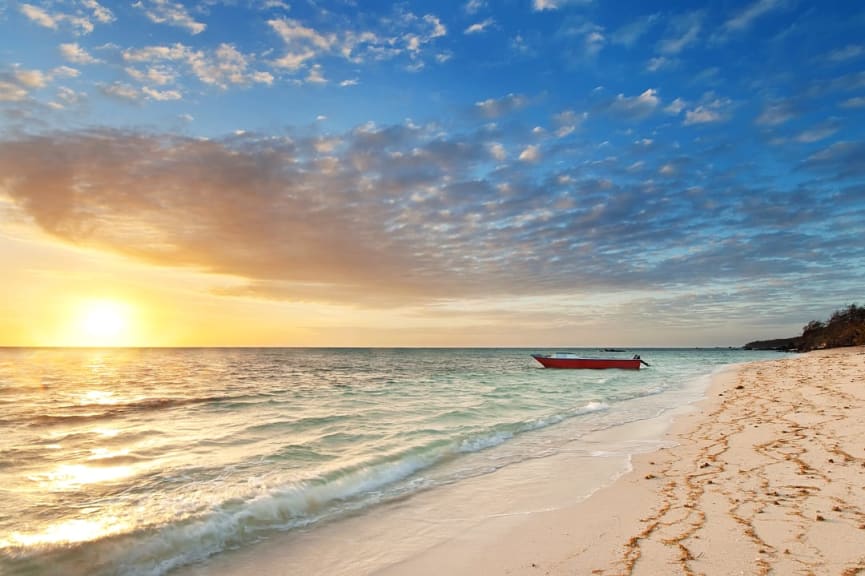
<box><xmin>382</xmin><ymin>347</ymin><xmax>865</xmax><ymax>576</ymax></box>
<box><xmin>173</xmin><ymin>348</ymin><xmax>865</xmax><ymax>576</ymax></box>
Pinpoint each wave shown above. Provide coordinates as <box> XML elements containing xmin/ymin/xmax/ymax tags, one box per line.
<box><xmin>21</xmin><ymin>394</ymin><xmax>265</xmax><ymax>427</ymax></box>
<box><xmin>1</xmin><ymin>398</ymin><xmax>618</xmax><ymax>575</ymax></box>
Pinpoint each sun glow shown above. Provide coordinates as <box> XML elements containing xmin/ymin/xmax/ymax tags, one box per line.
<box><xmin>72</xmin><ymin>299</ymin><xmax>136</xmax><ymax>346</ymax></box>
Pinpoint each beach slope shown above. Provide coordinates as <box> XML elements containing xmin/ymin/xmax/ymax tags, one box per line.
<box><xmin>387</xmin><ymin>347</ymin><xmax>865</xmax><ymax>575</ymax></box>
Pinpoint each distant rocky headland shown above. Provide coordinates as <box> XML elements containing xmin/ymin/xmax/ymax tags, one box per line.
<box><xmin>744</xmin><ymin>304</ymin><xmax>865</xmax><ymax>352</ymax></box>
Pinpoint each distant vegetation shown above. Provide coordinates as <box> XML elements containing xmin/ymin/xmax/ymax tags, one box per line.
<box><xmin>744</xmin><ymin>304</ymin><xmax>865</xmax><ymax>352</ymax></box>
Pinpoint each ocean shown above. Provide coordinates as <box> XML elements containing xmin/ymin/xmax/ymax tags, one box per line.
<box><xmin>0</xmin><ymin>347</ymin><xmax>777</xmax><ymax>576</ymax></box>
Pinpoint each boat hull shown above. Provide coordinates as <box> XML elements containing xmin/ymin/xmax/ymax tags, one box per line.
<box><xmin>531</xmin><ymin>354</ymin><xmax>642</xmax><ymax>370</ymax></box>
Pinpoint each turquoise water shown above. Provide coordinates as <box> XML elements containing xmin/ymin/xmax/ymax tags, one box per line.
<box><xmin>0</xmin><ymin>347</ymin><xmax>778</xmax><ymax>575</ymax></box>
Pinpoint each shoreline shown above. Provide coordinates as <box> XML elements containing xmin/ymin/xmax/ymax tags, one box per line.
<box><xmin>175</xmin><ymin>349</ymin><xmax>865</xmax><ymax>575</ymax></box>
<box><xmin>387</xmin><ymin>347</ymin><xmax>865</xmax><ymax>575</ymax></box>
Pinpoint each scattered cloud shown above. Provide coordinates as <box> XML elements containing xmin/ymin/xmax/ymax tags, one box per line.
<box><xmin>135</xmin><ymin>0</ymin><xmax>206</xmax><ymax>35</ymax></box>
<box><xmin>683</xmin><ymin>95</ymin><xmax>732</xmax><ymax>125</ymax></box>
<box><xmin>799</xmin><ymin>141</ymin><xmax>865</xmax><ymax>178</ymax></box>
<box><xmin>19</xmin><ymin>3</ymin><xmax>58</xmax><ymax>29</ymax></box>
<box><xmin>141</xmin><ymin>86</ymin><xmax>182</xmax><ymax>101</ymax></box>
<box><xmin>268</xmin><ymin>10</ymin><xmax>447</xmax><ymax>74</ymax></box>
<box><xmin>794</xmin><ymin>120</ymin><xmax>841</xmax><ymax>143</ymax></box>
<box><xmin>474</xmin><ymin>93</ymin><xmax>529</xmax><ymax>118</ymax></box>
<box><xmin>723</xmin><ymin>0</ymin><xmax>787</xmax><ymax>33</ymax></box>
<box><xmin>658</xmin><ymin>11</ymin><xmax>702</xmax><ymax>55</ymax></box>
<box><xmin>647</xmin><ymin>56</ymin><xmax>676</xmax><ymax>72</ymax></box>
<box><xmin>531</xmin><ymin>0</ymin><xmax>593</xmax><ymax>11</ymax></box>
<box><xmin>464</xmin><ymin>0</ymin><xmax>486</xmax><ymax>15</ymax></box>
<box><xmin>612</xmin><ymin>14</ymin><xmax>659</xmax><ymax>47</ymax></box>
<box><xmin>684</xmin><ymin>107</ymin><xmax>720</xmax><ymax>125</ymax></box>
<box><xmin>607</xmin><ymin>88</ymin><xmax>661</xmax><ymax>120</ymax></box>
<box><xmin>840</xmin><ymin>96</ymin><xmax>865</xmax><ymax>109</ymax></box>
<box><xmin>553</xmin><ymin>109</ymin><xmax>585</xmax><ymax>137</ymax></box>
<box><xmin>19</xmin><ymin>2</ymin><xmax>103</xmax><ymax>34</ymax></box>
<box><xmin>101</xmin><ymin>82</ymin><xmax>142</xmax><ymax>101</ymax></box>
<box><xmin>123</xmin><ymin>43</ymin><xmax>273</xmax><ymax>89</ymax></box>
<box><xmin>756</xmin><ymin>100</ymin><xmax>797</xmax><ymax>126</ymax></box>
<box><xmin>824</xmin><ymin>44</ymin><xmax>864</xmax><ymax>63</ymax></box>
<box><xmin>60</xmin><ymin>43</ymin><xmax>100</xmax><ymax>65</ymax></box>
<box><xmin>305</xmin><ymin>64</ymin><xmax>326</xmax><ymax>84</ymax></box>
<box><xmin>465</xmin><ymin>18</ymin><xmax>494</xmax><ymax>34</ymax></box>
<box><xmin>489</xmin><ymin>142</ymin><xmax>506</xmax><ymax>161</ymax></box>
<box><xmin>664</xmin><ymin>97</ymin><xmax>687</xmax><ymax>115</ymax></box>
<box><xmin>518</xmin><ymin>144</ymin><xmax>540</xmax><ymax>162</ymax></box>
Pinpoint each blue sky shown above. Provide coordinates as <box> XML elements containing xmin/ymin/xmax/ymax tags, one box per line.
<box><xmin>0</xmin><ymin>0</ymin><xmax>863</xmax><ymax>346</ymax></box>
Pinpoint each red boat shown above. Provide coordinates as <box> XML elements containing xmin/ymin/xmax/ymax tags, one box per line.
<box><xmin>531</xmin><ymin>353</ymin><xmax>649</xmax><ymax>370</ymax></box>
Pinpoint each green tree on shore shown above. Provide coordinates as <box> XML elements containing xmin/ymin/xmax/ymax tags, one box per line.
<box><xmin>744</xmin><ymin>304</ymin><xmax>865</xmax><ymax>351</ymax></box>
<box><xmin>799</xmin><ymin>304</ymin><xmax>865</xmax><ymax>351</ymax></box>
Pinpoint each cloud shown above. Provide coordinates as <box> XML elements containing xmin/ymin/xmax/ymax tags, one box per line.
<box><xmin>19</xmin><ymin>2</ymin><xmax>100</xmax><ymax>34</ymax></box>
<box><xmin>658</xmin><ymin>11</ymin><xmax>702</xmax><ymax>55</ymax></box>
<box><xmin>20</xmin><ymin>3</ymin><xmax>58</xmax><ymax>29</ymax></box>
<box><xmin>799</xmin><ymin>141</ymin><xmax>865</xmax><ymax>178</ymax></box>
<box><xmin>611</xmin><ymin>14</ymin><xmax>658</xmax><ymax>47</ymax></box>
<box><xmin>532</xmin><ymin>0</ymin><xmax>593</xmax><ymax>11</ymax></box>
<box><xmin>533</xmin><ymin>0</ymin><xmax>558</xmax><ymax>10</ymax></box>
<box><xmin>269</xmin><ymin>18</ymin><xmax>335</xmax><ymax>69</ymax></box>
<box><xmin>840</xmin><ymin>96</ymin><xmax>865</xmax><ymax>109</ymax></box>
<box><xmin>646</xmin><ymin>56</ymin><xmax>676</xmax><ymax>72</ymax></box>
<box><xmin>141</xmin><ymin>86</ymin><xmax>182</xmax><ymax>101</ymax></box>
<box><xmin>14</xmin><ymin>69</ymin><xmax>49</xmax><ymax>89</ymax></box>
<box><xmin>465</xmin><ymin>18</ymin><xmax>494</xmax><ymax>34</ymax></box>
<box><xmin>553</xmin><ymin>109</ymin><xmax>585</xmax><ymax>137</ymax></box>
<box><xmin>557</xmin><ymin>19</ymin><xmax>606</xmax><ymax>59</ymax></box>
<box><xmin>723</xmin><ymin>0</ymin><xmax>787</xmax><ymax>33</ymax></box>
<box><xmin>683</xmin><ymin>107</ymin><xmax>720</xmax><ymax>125</ymax></box>
<box><xmin>305</xmin><ymin>64</ymin><xmax>326</xmax><ymax>84</ymax></box>
<box><xmin>126</xmin><ymin>65</ymin><xmax>176</xmax><ymax>86</ymax></box>
<box><xmin>0</xmin><ymin>81</ymin><xmax>29</xmax><ymax>102</ymax></box>
<box><xmin>123</xmin><ymin>43</ymin><xmax>273</xmax><ymax>89</ymax></box>
<box><xmin>1</xmin><ymin>127</ymin><xmax>862</xmax><ymax>309</ymax></box>
<box><xmin>0</xmin><ymin>64</ymin><xmax>78</xmax><ymax>102</ymax></box>
<box><xmin>101</xmin><ymin>82</ymin><xmax>142</xmax><ymax>101</ymax></box>
<box><xmin>268</xmin><ymin>10</ymin><xmax>447</xmax><ymax>74</ymax></box>
<box><xmin>60</xmin><ymin>43</ymin><xmax>100</xmax><ymax>65</ymax></box>
<box><xmin>607</xmin><ymin>88</ymin><xmax>660</xmax><ymax>120</ymax></box>
<box><xmin>518</xmin><ymin>144</ymin><xmax>540</xmax><ymax>162</ymax></box>
<box><xmin>489</xmin><ymin>142</ymin><xmax>506</xmax><ymax>161</ymax></box>
<box><xmin>794</xmin><ymin>120</ymin><xmax>840</xmax><ymax>143</ymax></box>
<box><xmin>755</xmin><ymin>100</ymin><xmax>797</xmax><ymax>126</ymax></box>
<box><xmin>474</xmin><ymin>93</ymin><xmax>529</xmax><ymax>118</ymax></box>
<box><xmin>464</xmin><ymin>0</ymin><xmax>486</xmax><ymax>15</ymax></box>
<box><xmin>824</xmin><ymin>44</ymin><xmax>864</xmax><ymax>63</ymax></box>
<box><xmin>683</xmin><ymin>96</ymin><xmax>732</xmax><ymax>125</ymax></box>
<box><xmin>664</xmin><ymin>97</ymin><xmax>686</xmax><ymax>115</ymax></box>
<box><xmin>81</xmin><ymin>0</ymin><xmax>114</xmax><ymax>24</ymax></box>
<box><xmin>135</xmin><ymin>0</ymin><xmax>206</xmax><ymax>35</ymax></box>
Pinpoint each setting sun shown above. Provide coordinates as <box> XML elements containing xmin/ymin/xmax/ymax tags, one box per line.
<box><xmin>73</xmin><ymin>299</ymin><xmax>135</xmax><ymax>346</ymax></box>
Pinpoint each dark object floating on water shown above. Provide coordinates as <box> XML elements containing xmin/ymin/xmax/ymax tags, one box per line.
<box><xmin>602</xmin><ymin>348</ymin><xmax>626</xmax><ymax>352</ymax></box>
<box><xmin>531</xmin><ymin>353</ymin><xmax>650</xmax><ymax>370</ymax></box>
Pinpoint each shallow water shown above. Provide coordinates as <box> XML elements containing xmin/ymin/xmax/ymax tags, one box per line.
<box><xmin>0</xmin><ymin>347</ymin><xmax>778</xmax><ymax>575</ymax></box>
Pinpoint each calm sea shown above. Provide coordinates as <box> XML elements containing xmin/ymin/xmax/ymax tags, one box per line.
<box><xmin>0</xmin><ymin>347</ymin><xmax>777</xmax><ymax>576</ymax></box>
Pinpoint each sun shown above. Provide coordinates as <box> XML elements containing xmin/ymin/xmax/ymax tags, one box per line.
<box><xmin>74</xmin><ymin>299</ymin><xmax>135</xmax><ymax>346</ymax></box>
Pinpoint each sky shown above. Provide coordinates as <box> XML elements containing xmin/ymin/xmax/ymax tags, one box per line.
<box><xmin>0</xmin><ymin>0</ymin><xmax>863</xmax><ymax>348</ymax></box>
